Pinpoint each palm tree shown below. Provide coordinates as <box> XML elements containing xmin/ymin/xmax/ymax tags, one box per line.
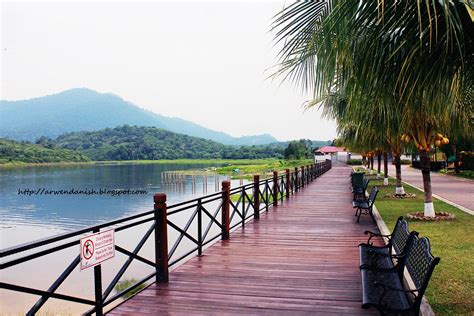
<box><xmin>273</xmin><ymin>1</ymin><xmax>473</xmax><ymax>217</ymax></box>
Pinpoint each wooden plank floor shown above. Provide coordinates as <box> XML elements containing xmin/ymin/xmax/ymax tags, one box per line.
<box><xmin>109</xmin><ymin>166</ymin><xmax>382</xmax><ymax>315</ymax></box>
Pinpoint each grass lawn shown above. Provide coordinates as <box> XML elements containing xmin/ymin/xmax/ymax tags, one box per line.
<box><xmin>360</xmin><ymin>170</ymin><xmax>474</xmax><ymax>315</ymax></box>
<box><xmin>216</xmin><ymin>159</ymin><xmax>312</xmax><ymax>179</ymax></box>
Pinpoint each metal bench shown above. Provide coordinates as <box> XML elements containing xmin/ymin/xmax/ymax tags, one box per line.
<box><xmin>359</xmin><ymin>216</ymin><xmax>418</xmax><ymax>276</ymax></box>
<box><xmin>353</xmin><ymin>186</ymin><xmax>379</xmax><ymax>222</ymax></box>
<box><xmin>353</xmin><ymin>178</ymin><xmax>370</xmax><ymax>200</ymax></box>
<box><xmin>360</xmin><ymin>235</ymin><xmax>440</xmax><ymax>315</ymax></box>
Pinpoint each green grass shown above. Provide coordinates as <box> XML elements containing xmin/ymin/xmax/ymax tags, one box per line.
<box><xmin>168</xmin><ymin>159</ymin><xmax>313</xmax><ymax>180</ymax></box>
<box><xmin>230</xmin><ymin>191</ymin><xmax>285</xmax><ymax>203</ymax></box>
<box><xmin>216</xmin><ymin>159</ymin><xmax>312</xmax><ymax>178</ymax></box>
<box><xmin>363</xmin><ymin>172</ymin><xmax>474</xmax><ymax>315</ymax></box>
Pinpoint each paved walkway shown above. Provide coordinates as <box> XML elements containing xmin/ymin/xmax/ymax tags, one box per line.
<box><xmin>387</xmin><ymin>164</ymin><xmax>474</xmax><ymax>213</ymax></box>
<box><xmin>109</xmin><ymin>166</ymin><xmax>381</xmax><ymax>315</ymax></box>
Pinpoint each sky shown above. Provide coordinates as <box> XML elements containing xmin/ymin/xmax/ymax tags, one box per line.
<box><xmin>1</xmin><ymin>0</ymin><xmax>337</xmax><ymax>142</ymax></box>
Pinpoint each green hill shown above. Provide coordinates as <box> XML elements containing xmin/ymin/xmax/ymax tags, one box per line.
<box><xmin>52</xmin><ymin>125</ymin><xmax>285</xmax><ymax>161</ymax></box>
<box><xmin>0</xmin><ymin>138</ymin><xmax>90</xmax><ymax>164</ymax></box>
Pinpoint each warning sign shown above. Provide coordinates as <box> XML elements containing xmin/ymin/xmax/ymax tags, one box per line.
<box><xmin>80</xmin><ymin>229</ymin><xmax>115</xmax><ymax>270</ymax></box>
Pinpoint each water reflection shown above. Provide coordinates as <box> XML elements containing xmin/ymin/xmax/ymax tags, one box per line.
<box><xmin>0</xmin><ymin>163</ymin><xmax>237</xmax><ymax>248</ymax></box>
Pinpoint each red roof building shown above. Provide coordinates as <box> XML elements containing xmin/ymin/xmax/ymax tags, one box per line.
<box><xmin>315</xmin><ymin>146</ymin><xmax>347</xmax><ymax>154</ymax></box>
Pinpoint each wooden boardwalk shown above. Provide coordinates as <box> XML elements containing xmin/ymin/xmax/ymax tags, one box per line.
<box><xmin>109</xmin><ymin>166</ymin><xmax>382</xmax><ymax>315</ymax></box>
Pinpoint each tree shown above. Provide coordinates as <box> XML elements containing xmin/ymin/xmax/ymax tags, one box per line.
<box><xmin>273</xmin><ymin>1</ymin><xmax>473</xmax><ymax>217</ymax></box>
<box><xmin>284</xmin><ymin>140</ymin><xmax>312</xmax><ymax>160</ymax></box>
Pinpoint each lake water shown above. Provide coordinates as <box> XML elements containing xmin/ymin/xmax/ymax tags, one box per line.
<box><xmin>0</xmin><ymin>162</ymin><xmax>246</xmax><ymax>314</ymax></box>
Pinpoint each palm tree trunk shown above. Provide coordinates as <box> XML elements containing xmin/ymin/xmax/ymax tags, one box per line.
<box><xmin>394</xmin><ymin>154</ymin><xmax>406</xmax><ymax>195</ymax></box>
<box><xmin>383</xmin><ymin>152</ymin><xmax>389</xmax><ymax>186</ymax></box>
<box><xmin>419</xmin><ymin>150</ymin><xmax>435</xmax><ymax>217</ymax></box>
<box><xmin>377</xmin><ymin>154</ymin><xmax>381</xmax><ymax>179</ymax></box>
<box><xmin>369</xmin><ymin>157</ymin><xmax>374</xmax><ymax>174</ymax></box>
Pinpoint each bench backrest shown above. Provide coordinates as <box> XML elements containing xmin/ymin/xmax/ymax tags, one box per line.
<box><xmin>406</xmin><ymin>236</ymin><xmax>440</xmax><ymax>300</ymax></box>
<box><xmin>352</xmin><ymin>172</ymin><xmax>365</xmax><ymax>187</ymax></box>
<box><xmin>390</xmin><ymin>216</ymin><xmax>410</xmax><ymax>254</ymax></box>
<box><xmin>363</xmin><ymin>178</ymin><xmax>370</xmax><ymax>190</ymax></box>
<box><xmin>368</xmin><ymin>187</ymin><xmax>379</xmax><ymax>205</ymax></box>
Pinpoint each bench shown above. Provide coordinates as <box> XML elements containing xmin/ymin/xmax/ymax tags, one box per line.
<box><xmin>359</xmin><ymin>216</ymin><xmax>418</xmax><ymax>278</ymax></box>
<box><xmin>360</xmin><ymin>235</ymin><xmax>440</xmax><ymax>315</ymax></box>
<box><xmin>359</xmin><ymin>216</ymin><xmax>419</xmax><ymax>277</ymax></box>
<box><xmin>353</xmin><ymin>178</ymin><xmax>370</xmax><ymax>200</ymax></box>
<box><xmin>353</xmin><ymin>186</ymin><xmax>379</xmax><ymax>222</ymax></box>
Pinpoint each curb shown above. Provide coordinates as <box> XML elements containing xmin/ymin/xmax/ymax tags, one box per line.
<box><xmin>371</xmin><ymin>204</ymin><xmax>436</xmax><ymax>316</ymax></box>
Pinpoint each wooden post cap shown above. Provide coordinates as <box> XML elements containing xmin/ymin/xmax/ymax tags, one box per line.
<box><xmin>253</xmin><ymin>175</ymin><xmax>260</xmax><ymax>181</ymax></box>
<box><xmin>154</xmin><ymin>193</ymin><xmax>167</xmax><ymax>203</ymax></box>
<box><xmin>222</xmin><ymin>180</ymin><xmax>231</xmax><ymax>188</ymax></box>
<box><xmin>273</xmin><ymin>171</ymin><xmax>278</xmax><ymax>176</ymax></box>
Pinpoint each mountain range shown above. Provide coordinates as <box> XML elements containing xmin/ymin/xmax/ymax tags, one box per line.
<box><xmin>0</xmin><ymin>88</ymin><xmax>278</xmax><ymax>146</ymax></box>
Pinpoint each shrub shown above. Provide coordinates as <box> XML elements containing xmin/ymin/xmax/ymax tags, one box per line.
<box><xmin>400</xmin><ymin>159</ymin><xmax>411</xmax><ymax>165</ymax></box>
<box><xmin>460</xmin><ymin>170</ymin><xmax>474</xmax><ymax>179</ymax></box>
<box><xmin>462</xmin><ymin>154</ymin><xmax>474</xmax><ymax>171</ymax></box>
<box><xmin>347</xmin><ymin>159</ymin><xmax>362</xmax><ymax>165</ymax></box>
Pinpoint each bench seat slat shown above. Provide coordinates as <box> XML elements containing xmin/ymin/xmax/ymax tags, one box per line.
<box><xmin>361</xmin><ymin>269</ymin><xmax>411</xmax><ymax>311</ymax></box>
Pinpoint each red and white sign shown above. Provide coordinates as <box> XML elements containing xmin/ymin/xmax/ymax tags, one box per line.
<box><xmin>80</xmin><ymin>229</ymin><xmax>115</xmax><ymax>270</ymax></box>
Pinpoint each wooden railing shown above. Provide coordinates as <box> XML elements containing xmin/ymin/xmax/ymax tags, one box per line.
<box><xmin>0</xmin><ymin>160</ymin><xmax>332</xmax><ymax>315</ymax></box>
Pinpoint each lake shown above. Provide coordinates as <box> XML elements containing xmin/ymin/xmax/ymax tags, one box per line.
<box><xmin>0</xmin><ymin>162</ymin><xmax>246</xmax><ymax>314</ymax></box>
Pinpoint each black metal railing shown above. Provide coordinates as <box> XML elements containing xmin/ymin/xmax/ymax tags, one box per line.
<box><xmin>0</xmin><ymin>160</ymin><xmax>332</xmax><ymax>315</ymax></box>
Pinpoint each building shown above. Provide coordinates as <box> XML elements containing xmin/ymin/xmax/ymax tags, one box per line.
<box><xmin>313</xmin><ymin>146</ymin><xmax>351</xmax><ymax>163</ymax></box>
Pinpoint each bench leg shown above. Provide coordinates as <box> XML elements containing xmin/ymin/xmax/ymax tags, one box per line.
<box><xmin>355</xmin><ymin>207</ymin><xmax>359</xmax><ymax>216</ymax></box>
<box><xmin>357</xmin><ymin>210</ymin><xmax>362</xmax><ymax>223</ymax></box>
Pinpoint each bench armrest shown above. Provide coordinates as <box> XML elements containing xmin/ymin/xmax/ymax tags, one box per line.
<box><xmin>364</xmin><ymin>230</ymin><xmax>391</xmax><ymax>244</ymax></box>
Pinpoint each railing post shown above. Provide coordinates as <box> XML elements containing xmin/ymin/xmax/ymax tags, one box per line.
<box><xmin>93</xmin><ymin>228</ymin><xmax>103</xmax><ymax>316</ymax></box>
<box><xmin>242</xmin><ymin>186</ymin><xmax>246</xmax><ymax>226</ymax></box>
<box><xmin>285</xmin><ymin>169</ymin><xmax>290</xmax><ymax>198</ymax></box>
<box><xmin>197</xmin><ymin>198</ymin><xmax>203</xmax><ymax>255</ymax></box>
<box><xmin>253</xmin><ymin>175</ymin><xmax>260</xmax><ymax>219</ymax></box>
<box><xmin>154</xmin><ymin>193</ymin><xmax>169</xmax><ymax>283</ymax></box>
<box><xmin>265</xmin><ymin>179</ymin><xmax>269</xmax><ymax>211</ymax></box>
<box><xmin>221</xmin><ymin>181</ymin><xmax>230</xmax><ymax>240</ymax></box>
<box><xmin>294</xmin><ymin>167</ymin><xmax>298</xmax><ymax>192</ymax></box>
<box><xmin>272</xmin><ymin>171</ymin><xmax>278</xmax><ymax>206</ymax></box>
<box><xmin>311</xmin><ymin>164</ymin><xmax>315</xmax><ymax>180</ymax></box>
<box><xmin>301</xmin><ymin>166</ymin><xmax>305</xmax><ymax>188</ymax></box>
<box><xmin>306</xmin><ymin>165</ymin><xmax>310</xmax><ymax>184</ymax></box>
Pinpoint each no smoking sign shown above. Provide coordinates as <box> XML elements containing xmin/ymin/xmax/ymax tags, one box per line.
<box><xmin>80</xmin><ymin>229</ymin><xmax>115</xmax><ymax>270</ymax></box>
<box><xmin>82</xmin><ymin>239</ymin><xmax>94</xmax><ymax>260</ymax></box>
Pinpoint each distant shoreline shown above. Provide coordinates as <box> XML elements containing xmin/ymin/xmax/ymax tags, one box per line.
<box><xmin>0</xmin><ymin>158</ymin><xmax>288</xmax><ymax>169</ymax></box>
